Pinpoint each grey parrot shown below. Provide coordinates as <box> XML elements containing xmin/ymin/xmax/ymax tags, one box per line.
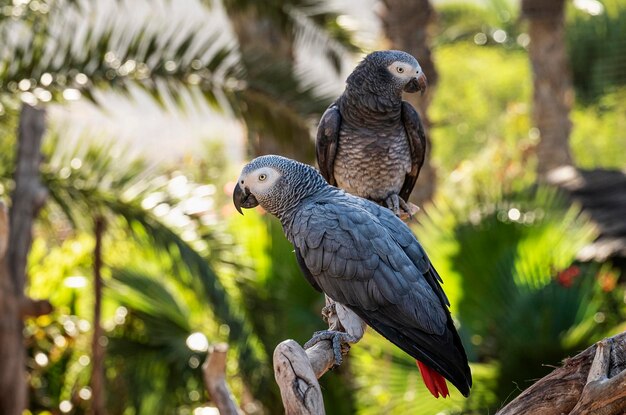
<box><xmin>316</xmin><ymin>50</ymin><xmax>427</xmax><ymax>217</ymax></box>
<box><xmin>233</xmin><ymin>155</ymin><xmax>472</xmax><ymax>398</ymax></box>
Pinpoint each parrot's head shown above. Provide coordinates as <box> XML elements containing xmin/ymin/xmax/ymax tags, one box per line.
<box><xmin>347</xmin><ymin>50</ymin><xmax>427</xmax><ymax>97</ymax></box>
<box><xmin>233</xmin><ymin>155</ymin><xmax>326</xmax><ymax>218</ymax></box>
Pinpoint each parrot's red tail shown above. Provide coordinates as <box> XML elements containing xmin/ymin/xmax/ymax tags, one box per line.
<box><xmin>416</xmin><ymin>361</ymin><xmax>450</xmax><ymax>398</ymax></box>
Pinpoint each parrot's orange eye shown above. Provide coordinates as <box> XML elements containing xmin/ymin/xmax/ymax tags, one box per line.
<box><xmin>396</xmin><ymin>67</ymin><xmax>404</xmax><ymax>73</ymax></box>
<box><xmin>259</xmin><ymin>174</ymin><xmax>267</xmax><ymax>181</ymax></box>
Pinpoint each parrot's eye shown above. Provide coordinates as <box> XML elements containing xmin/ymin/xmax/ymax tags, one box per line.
<box><xmin>396</xmin><ymin>66</ymin><xmax>404</xmax><ymax>73</ymax></box>
<box><xmin>258</xmin><ymin>174</ymin><xmax>267</xmax><ymax>181</ymax></box>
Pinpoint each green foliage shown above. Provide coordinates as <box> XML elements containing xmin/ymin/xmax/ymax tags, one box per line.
<box><xmin>430</xmin><ymin>44</ymin><xmax>532</xmax><ymax>175</ymax></box>
<box><xmin>567</xmin><ymin>0</ymin><xmax>626</xmax><ymax>102</ymax></box>
<box><xmin>19</xmin><ymin>136</ymin><xmax>275</xmax><ymax>413</ymax></box>
<box><xmin>570</xmin><ymin>88</ymin><xmax>626</xmax><ymax>169</ymax></box>
<box><xmin>105</xmin><ymin>268</ymin><xmax>206</xmax><ymax>415</ymax></box>
<box><xmin>436</xmin><ymin>0</ymin><xmax>521</xmax><ymax>48</ymax></box>
<box><xmin>25</xmin><ymin>313</ymin><xmax>94</xmax><ymax>413</ymax></box>
<box><xmin>417</xmin><ymin>185</ymin><xmax>621</xmax><ymax>410</ymax></box>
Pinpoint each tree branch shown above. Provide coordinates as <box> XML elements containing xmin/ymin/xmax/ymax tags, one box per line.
<box><xmin>497</xmin><ymin>332</ymin><xmax>626</xmax><ymax>415</ymax></box>
<box><xmin>273</xmin><ymin>296</ymin><xmax>366</xmax><ymax>413</ymax></box>
<box><xmin>202</xmin><ymin>343</ymin><xmax>241</xmax><ymax>415</ymax></box>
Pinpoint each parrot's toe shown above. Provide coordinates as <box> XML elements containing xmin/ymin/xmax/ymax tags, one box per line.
<box><xmin>303</xmin><ymin>330</ymin><xmax>358</xmax><ymax>368</ymax></box>
<box><xmin>385</xmin><ymin>194</ymin><xmax>402</xmax><ymax>217</ymax></box>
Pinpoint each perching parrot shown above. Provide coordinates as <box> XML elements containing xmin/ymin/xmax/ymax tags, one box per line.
<box><xmin>233</xmin><ymin>155</ymin><xmax>472</xmax><ymax>398</ymax></box>
<box><xmin>316</xmin><ymin>50</ymin><xmax>427</xmax><ymax>217</ymax></box>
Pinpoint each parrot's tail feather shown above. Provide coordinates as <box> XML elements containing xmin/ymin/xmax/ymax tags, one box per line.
<box><xmin>417</xmin><ymin>361</ymin><xmax>450</xmax><ymax>398</ymax></box>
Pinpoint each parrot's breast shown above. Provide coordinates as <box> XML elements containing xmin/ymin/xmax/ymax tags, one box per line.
<box><xmin>334</xmin><ymin>125</ymin><xmax>412</xmax><ymax>202</ymax></box>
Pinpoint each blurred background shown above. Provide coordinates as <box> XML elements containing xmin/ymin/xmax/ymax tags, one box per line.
<box><xmin>0</xmin><ymin>0</ymin><xmax>625</xmax><ymax>413</ymax></box>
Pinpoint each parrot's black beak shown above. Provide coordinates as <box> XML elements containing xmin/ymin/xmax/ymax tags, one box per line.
<box><xmin>233</xmin><ymin>182</ymin><xmax>258</xmax><ymax>215</ymax></box>
<box><xmin>404</xmin><ymin>72</ymin><xmax>428</xmax><ymax>96</ymax></box>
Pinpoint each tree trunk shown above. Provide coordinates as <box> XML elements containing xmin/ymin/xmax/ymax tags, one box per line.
<box><xmin>230</xmin><ymin>9</ymin><xmax>314</xmax><ymax>163</ymax></box>
<box><xmin>8</xmin><ymin>105</ymin><xmax>47</xmax><ymax>295</ymax></box>
<box><xmin>0</xmin><ymin>203</ymin><xmax>25</xmax><ymax>415</ymax></box>
<box><xmin>90</xmin><ymin>216</ymin><xmax>107</xmax><ymax>415</ymax></box>
<box><xmin>380</xmin><ymin>0</ymin><xmax>438</xmax><ymax>206</ymax></box>
<box><xmin>522</xmin><ymin>0</ymin><xmax>574</xmax><ymax>179</ymax></box>
<box><xmin>0</xmin><ymin>104</ymin><xmax>47</xmax><ymax>415</ymax></box>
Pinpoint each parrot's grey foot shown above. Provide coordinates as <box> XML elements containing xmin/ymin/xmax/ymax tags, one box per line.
<box><xmin>303</xmin><ymin>330</ymin><xmax>358</xmax><ymax>368</ymax></box>
<box><xmin>385</xmin><ymin>194</ymin><xmax>420</xmax><ymax>220</ymax></box>
<box><xmin>385</xmin><ymin>194</ymin><xmax>402</xmax><ymax>216</ymax></box>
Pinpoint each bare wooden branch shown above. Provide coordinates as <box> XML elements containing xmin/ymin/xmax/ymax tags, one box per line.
<box><xmin>569</xmin><ymin>338</ymin><xmax>626</xmax><ymax>415</ymax></box>
<box><xmin>274</xmin><ymin>340</ymin><xmax>326</xmax><ymax>415</ymax></box>
<box><xmin>19</xmin><ymin>297</ymin><xmax>53</xmax><ymax>318</ymax></box>
<box><xmin>202</xmin><ymin>343</ymin><xmax>241</xmax><ymax>415</ymax></box>
<box><xmin>273</xmin><ymin>296</ymin><xmax>366</xmax><ymax>413</ymax></box>
<box><xmin>496</xmin><ymin>332</ymin><xmax>626</xmax><ymax>415</ymax></box>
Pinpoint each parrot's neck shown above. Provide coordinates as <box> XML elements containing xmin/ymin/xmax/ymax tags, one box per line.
<box><xmin>271</xmin><ymin>170</ymin><xmax>329</xmax><ymax>227</ymax></box>
<box><xmin>340</xmin><ymin>88</ymin><xmax>402</xmax><ymax>127</ymax></box>
<box><xmin>281</xmin><ymin>187</ymin><xmax>339</xmax><ymax>243</ymax></box>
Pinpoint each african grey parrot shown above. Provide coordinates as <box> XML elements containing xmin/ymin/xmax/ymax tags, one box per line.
<box><xmin>233</xmin><ymin>155</ymin><xmax>472</xmax><ymax>398</ymax></box>
<box><xmin>316</xmin><ymin>50</ymin><xmax>427</xmax><ymax>217</ymax></box>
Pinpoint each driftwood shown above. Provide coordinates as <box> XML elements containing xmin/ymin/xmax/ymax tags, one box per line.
<box><xmin>202</xmin><ymin>343</ymin><xmax>241</xmax><ymax>415</ymax></box>
<box><xmin>497</xmin><ymin>331</ymin><xmax>626</xmax><ymax>415</ymax></box>
<box><xmin>273</xmin><ymin>296</ymin><xmax>366</xmax><ymax>414</ymax></box>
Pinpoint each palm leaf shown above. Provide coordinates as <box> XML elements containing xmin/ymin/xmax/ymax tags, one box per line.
<box><xmin>39</xmin><ymin>137</ymin><xmax>270</xmax><ymax>398</ymax></box>
<box><xmin>0</xmin><ymin>0</ymin><xmax>242</xmax><ymax>108</ymax></box>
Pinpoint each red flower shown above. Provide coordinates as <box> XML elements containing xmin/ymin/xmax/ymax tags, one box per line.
<box><xmin>556</xmin><ymin>265</ymin><xmax>580</xmax><ymax>288</ymax></box>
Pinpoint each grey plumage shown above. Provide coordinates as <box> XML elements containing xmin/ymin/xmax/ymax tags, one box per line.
<box><xmin>316</xmin><ymin>50</ymin><xmax>427</xmax><ymax>215</ymax></box>
<box><xmin>233</xmin><ymin>155</ymin><xmax>472</xmax><ymax>396</ymax></box>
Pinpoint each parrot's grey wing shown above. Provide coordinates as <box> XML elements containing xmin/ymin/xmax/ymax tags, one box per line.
<box><xmin>315</xmin><ymin>103</ymin><xmax>341</xmax><ymax>186</ymax></box>
<box><xmin>291</xmin><ymin>199</ymin><xmax>471</xmax><ymax>394</ymax></box>
<box><xmin>352</xmin><ymin>196</ymin><xmax>449</xmax><ymax>307</ymax></box>
<box><xmin>399</xmin><ymin>101</ymin><xmax>426</xmax><ymax>202</ymax></box>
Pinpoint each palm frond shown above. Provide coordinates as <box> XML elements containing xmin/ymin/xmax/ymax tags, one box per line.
<box><xmin>0</xmin><ymin>0</ymin><xmax>242</xmax><ymax>109</ymax></box>
<box><xmin>106</xmin><ymin>268</ymin><xmax>205</xmax><ymax>415</ymax></box>
<box><xmin>40</xmin><ymin>137</ymin><xmax>270</xmax><ymax>397</ymax></box>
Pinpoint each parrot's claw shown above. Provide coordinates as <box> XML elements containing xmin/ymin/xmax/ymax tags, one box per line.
<box><xmin>385</xmin><ymin>194</ymin><xmax>420</xmax><ymax>220</ymax></box>
<box><xmin>303</xmin><ymin>330</ymin><xmax>358</xmax><ymax>368</ymax></box>
<box><xmin>385</xmin><ymin>194</ymin><xmax>402</xmax><ymax>217</ymax></box>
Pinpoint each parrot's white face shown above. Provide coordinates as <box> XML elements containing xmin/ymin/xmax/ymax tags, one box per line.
<box><xmin>237</xmin><ymin>166</ymin><xmax>281</xmax><ymax>198</ymax></box>
<box><xmin>387</xmin><ymin>60</ymin><xmax>419</xmax><ymax>80</ymax></box>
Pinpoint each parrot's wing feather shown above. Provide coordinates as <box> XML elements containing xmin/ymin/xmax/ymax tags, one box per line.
<box><xmin>291</xmin><ymin>197</ymin><xmax>471</xmax><ymax>394</ymax></box>
<box><xmin>295</xmin><ymin>248</ymin><xmax>323</xmax><ymax>293</ymax></box>
<box><xmin>315</xmin><ymin>102</ymin><xmax>341</xmax><ymax>186</ymax></box>
<box><xmin>352</xmin><ymin>196</ymin><xmax>449</xmax><ymax>306</ymax></box>
<box><xmin>399</xmin><ymin>101</ymin><xmax>427</xmax><ymax>202</ymax></box>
